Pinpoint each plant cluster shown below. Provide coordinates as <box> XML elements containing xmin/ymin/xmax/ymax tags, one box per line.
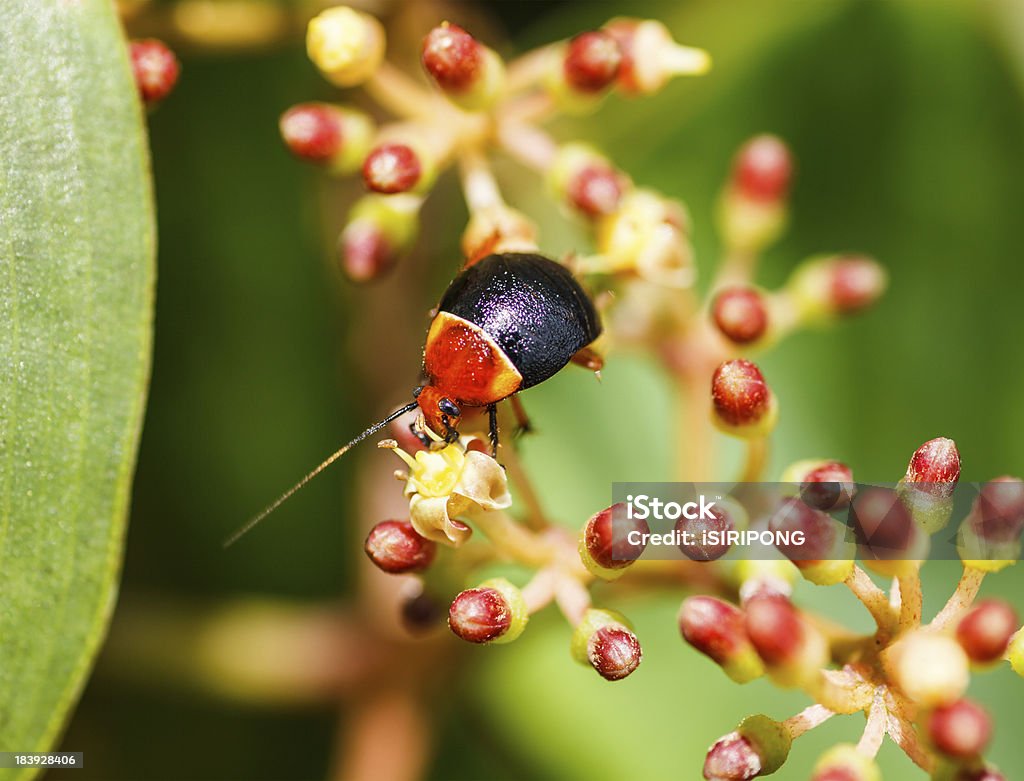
<box><xmin>258</xmin><ymin>6</ymin><xmax>1024</xmax><ymax>779</ymax></box>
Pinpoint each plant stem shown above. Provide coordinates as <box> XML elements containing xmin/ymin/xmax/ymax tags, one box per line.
<box><xmin>856</xmin><ymin>688</ymin><xmax>887</xmax><ymax>758</ymax></box>
<box><xmin>844</xmin><ymin>566</ymin><xmax>896</xmax><ymax>630</ymax></box>
<box><xmin>365</xmin><ymin>62</ymin><xmax>440</xmax><ymax>120</ymax></box>
<box><xmin>497</xmin><ymin>119</ymin><xmax>558</xmax><ymax>171</ymax></box>
<box><xmin>469</xmin><ymin>508</ymin><xmax>551</xmax><ymax>567</ymax></box>
<box><xmin>458</xmin><ymin>148</ymin><xmax>504</xmax><ymax>213</ymax></box>
<box><xmin>521</xmin><ymin>568</ymin><xmax>558</xmax><ymax>614</ymax></box>
<box><xmin>897</xmin><ymin>569</ymin><xmax>923</xmax><ymax>630</ymax></box>
<box><xmin>929</xmin><ymin>565</ymin><xmax>986</xmax><ymax>630</ymax></box>
<box><xmin>505</xmin><ymin>44</ymin><xmax>556</xmax><ymax>93</ymax></box>
<box><xmin>500</xmin><ymin>441</ymin><xmax>550</xmax><ymax>531</ymax></box>
<box><xmin>554</xmin><ymin>572</ymin><xmax>592</xmax><ymax>626</ymax></box>
<box><xmin>739</xmin><ymin>436</ymin><xmax>768</xmax><ymax>482</ymax></box>
<box><xmin>675</xmin><ymin>375</ymin><xmax>714</xmax><ymax>481</ymax></box>
<box><xmin>783</xmin><ymin>703</ymin><xmax>834</xmax><ymax>739</ymax></box>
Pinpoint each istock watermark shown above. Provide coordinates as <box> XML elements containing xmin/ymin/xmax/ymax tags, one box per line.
<box><xmin>608</xmin><ymin>482</ymin><xmax>1024</xmax><ymax>563</ymax></box>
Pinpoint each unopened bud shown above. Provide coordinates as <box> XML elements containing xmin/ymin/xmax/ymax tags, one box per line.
<box><xmin>769</xmin><ymin>498</ymin><xmax>854</xmax><ymax>585</ymax></box>
<box><xmin>711</xmin><ymin>360</ymin><xmax>778</xmax><ymax>438</ymax></box>
<box><xmin>744</xmin><ymin>593</ymin><xmax>826</xmax><ymax>687</ymax></box>
<box><xmin>579</xmin><ymin>503</ymin><xmax>649</xmax><ymax>580</ymax></box>
<box><xmin>677</xmin><ymin>499</ymin><xmax>745</xmax><ymax>562</ymax></box>
<box><xmin>711</xmin><ymin>286</ymin><xmax>770</xmax><ymax>345</ymax></box>
<box><xmin>564</xmin><ymin>31</ymin><xmax>623</xmax><ymax>93</ymax></box>
<box><xmin>421</xmin><ymin>23</ymin><xmax>504</xmax><ymax>111</ymax></box>
<box><xmin>848</xmin><ymin>487</ymin><xmax>928</xmax><ymax>576</ymax></box>
<box><xmin>604</xmin><ymin>18</ymin><xmax>710</xmax><ymax>95</ymax></box>
<box><xmin>717</xmin><ymin>135</ymin><xmax>791</xmax><ymax>251</ymax></box>
<box><xmin>279</xmin><ymin>103</ymin><xmax>373</xmax><ymax>173</ymax></box>
<box><xmin>788</xmin><ymin>254</ymin><xmax>887</xmax><ymax>324</ymax></box>
<box><xmin>307</xmin><ymin>6</ymin><xmax>385</xmax><ymax>87</ymax></box>
<box><xmin>364</xmin><ymin>520</ymin><xmax>436</xmax><ymax>573</ymax></box>
<box><xmin>886</xmin><ymin>630</ymin><xmax>969</xmax><ymax>706</ymax></box>
<box><xmin>781</xmin><ymin>459</ymin><xmax>855</xmax><ymax>511</ymax></box>
<box><xmin>570</xmin><ymin>609</ymin><xmax>641</xmax><ymax>680</ymax></box>
<box><xmin>339</xmin><ymin>194</ymin><xmax>419</xmax><ymax>282</ymax></box>
<box><xmin>399</xmin><ymin>584</ymin><xmax>445</xmax><ymax>634</ymax></box>
<box><xmin>362</xmin><ymin>142</ymin><xmax>430</xmax><ymax>194</ymax></box>
<box><xmin>130</xmin><ymin>39</ymin><xmax>180</xmax><ymax>105</ymax></box>
<box><xmin>448</xmin><ymin>577</ymin><xmax>527</xmax><ymax>645</ymax></box>
<box><xmin>956</xmin><ymin>599</ymin><xmax>1017</xmax><ymax>664</ymax></box>
<box><xmin>898</xmin><ymin>436</ymin><xmax>961</xmax><ymax>533</ymax></box>
<box><xmin>927</xmin><ymin>699</ymin><xmax>992</xmax><ymax>760</ymax></box>
<box><xmin>548</xmin><ymin>143</ymin><xmax>629</xmax><ymax>219</ymax></box>
<box><xmin>703</xmin><ymin>715</ymin><xmax>791</xmax><ymax>780</ymax></box>
<box><xmin>971</xmin><ymin>477</ymin><xmax>1024</xmax><ymax>544</ymax></box>
<box><xmin>679</xmin><ymin>596</ymin><xmax>764</xmax><ymax>683</ymax></box>
<box><xmin>811</xmin><ymin>744</ymin><xmax>880</xmax><ymax>781</ymax></box>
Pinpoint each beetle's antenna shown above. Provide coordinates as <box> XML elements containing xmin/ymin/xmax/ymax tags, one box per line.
<box><xmin>224</xmin><ymin>400</ymin><xmax>420</xmax><ymax>548</ymax></box>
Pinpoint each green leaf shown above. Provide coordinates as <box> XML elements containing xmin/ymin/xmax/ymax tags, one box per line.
<box><xmin>0</xmin><ymin>0</ymin><xmax>154</xmax><ymax>775</ymax></box>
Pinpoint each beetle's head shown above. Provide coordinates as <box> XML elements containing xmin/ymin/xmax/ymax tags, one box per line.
<box><xmin>414</xmin><ymin>385</ymin><xmax>462</xmax><ymax>443</ymax></box>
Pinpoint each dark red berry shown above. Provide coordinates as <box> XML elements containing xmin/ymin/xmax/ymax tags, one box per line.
<box><xmin>712</xmin><ymin>287</ymin><xmax>769</xmax><ymax>345</ymax></box>
<box><xmin>364</xmin><ymin>520</ymin><xmax>436</xmax><ymax>573</ymax></box>
<box><xmin>362</xmin><ymin>143</ymin><xmax>422</xmax><ymax>194</ymax></box>
<box><xmin>448</xmin><ymin>587</ymin><xmax>511</xmax><ymax>643</ymax></box>
<box><xmin>733</xmin><ymin>135</ymin><xmax>791</xmax><ymax>202</ymax></box>
<box><xmin>421</xmin><ymin>23</ymin><xmax>481</xmax><ymax>92</ymax></box>
<box><xmin>564</xmin><ymin>31</ymin><xmax>622</xmax><ymax>93</ymax></box>
<box><xmin>956</xmin><ymin>599</ymin><xmax>1018</xmax><ymax>664</ymax></box>
<box><xmin>711</xmin><ymin>360</ymin><xmax>772</xmax><ymax>428</ymax></box>
<box><xmin>130</xmin><ymin>39</ymin><xmax>180</xmax><ymax>104</ymax></box>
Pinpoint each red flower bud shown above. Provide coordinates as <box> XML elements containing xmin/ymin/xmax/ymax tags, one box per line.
<box><xmin>732</xmin><ymin>135</ymin><xmax>791</xmax><ymax>203</ymax></box>
<box><xmin>400</xmin><ymin>588</ymin><xmax>445</xmax><ymax>634</ymax></box>
<box><xmin>364</xmin><ymin>520</ymin><xmax>436</xmax><ymax>574</ymax></box>
<box><xmin>280</xmin><ymin>103</ymin><xmax>344</xmax><ymax>163</ymax></box>
<box><xmin>830</xmin><ymin>255</ymin><xmax>887</xmax><ymax>314</ymax></box>
<box><xmin>848</xmin><ymin>487</ymin><xmax>915</xmax><ymax>559</ymax></box>
<box><xmin>588</xmin><ymin>625</ymin><xmax>642</xmax><ymax>681</ymax></box>
<box><xmin>798</xmin><ymin>461</ymin><xmax>855</xmax><ymax>511</ymax></box>
<box><xmin>905</xmin><ymin>437</ymin><xmax>961</xmax><ymax>499</ymax></box>
<box><xmin>971</xmin><ymin>477</ymin><xmax>1024</xmax><ymax>544</ymax></box>
<box><xmin>339</xmin><ymin>221</ymin><xmax>395</xmax><ymax>282</ymax></box>
<box><xmin>711</xmin><ymin>287</ymin><xmax>770</xmax><ymax>345</ymax></box>
<box><xmin>927</xmin><ymin>699</ymin><xmax>992</xmax><ymax>760</ymax></box>
<box><xmin>449</xmin><ymin>578</ymin><xmax>527</xmax><ymax>644</ymax></box>
<box><xmin>956</xmin><ymin>599</ymin><xmax>1018</xmax><ymax>664</ymax></box>
<box><xmin>580</xmin><ymin>503</ymin><xmax>649</xmax><ymax>576</ymax></box>
<box><xmin>744</xmin><ymin>594</ymin><xmax>803</xmax><ymax>666</ymax></box>
<box><xmin>567</xmin><ymin>163</ymin><xmax>626</xmax><ymax>217</ymax></box>
<box><xmin>769</xmin><ymin>498</ymin><xmax>835</xmax><ymax>562</ymax></box>
<box><xmin>422</xmin><ymin>23</ymin><xmax>482</xmax><ymax>92</ymax></box>
<box><xmin>679</xmin><ymin>596</ymin><xmax>764</xmax><ymax>683</ymax></box>
<box><xmin>130</xmin><ymin>39</ymin><xmax>180</xmax><ymax>105</ymax></box>
<box><xmin>564</xmin><ymin>31</ymin><xmax>622</xmax><ymax>93</ymax></box>
<box><xmin>711</xmin><ymin>360</ymin><xmax>777</xmax><ymax>436</ymax></box>
<box><xmin>703</xmin><ymin>732</ymin><xmax>763</xmax><ymax>781</ymax></box>
<box><xmin>677</xmin><ymin>503</ymin><xmax>736</xmax><ymax>561</ymax></box>
<box><xmin>362</xmin><ymin>143</ymin><xmax>422</xmax><ymax>194</ymax></box>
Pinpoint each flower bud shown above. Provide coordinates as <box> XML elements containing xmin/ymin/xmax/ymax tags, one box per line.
<box><xmin>362</xmin><ymin>142</ymin><xmax>430</xmax><ymax>194</ymax></box>
<box><xmin>971</xmin><ymin>477</ymin><xmax>1024</xmax><ymax>544</ymax></box>
<box><xmin>788</xmin><ymin>254</ymin><xmax>887</xmax><ymax>324</ymax></box>
<box><xmin>592</xmin><ymin>189</ymin><xmax>694</xmax><ymax>287</ymax></box>
<box><xmin>956</xmin><ymin>599</ymin><xmax>1017</xmax><ymax>664</ymax></box>
<box><xmin>564</xmin><ymin>31</ymin><xmax>623</xmax><ymax>93</ymax></box>
<box><xmin>579</xmin><ymin>503</ymin><xmax>649</xmax><ymax>580</ymax></box>
<box><xmin>711</xmin><ymin>286</ymin><xmax>770</xmax><ymax>345</ymax></box>
<box><xmin>130</xmin><ymin>39</ymin><xmax>180</xmax><ymax>105</ymax></box>
<box><xmin>848</xmin><ymin>487</ymin><xmax>928</xmax><ymax>575</ymax></box>
<box><xmin>448</xmin><ymin>577</ymin><xmax>527</xmax><ymax>645</ymax></box>
<box><xmin>898</xmin><ymin>436</ymin><xmax>961</xmax><ymax>533</ymax></box>
<box><xmin>811</xmin><ymin>744</ymin><xmax>880</xmax><ymax>781</ymax></box>
<box><xmin>679</xmin><ymin>596</ymin><xmax>764</xmax><ymax>683</ymax></box>
<box><xmin>744</xmin><ymin>593</ymin><xmax>827</xmax><ymax>686</ymax></box>
<box><xmin>339</xmin><ymin>194</ymin><xmax>419</xmax><ymax>282</ymax></box>
<box><xmin>703</xmin><ymin>715</ymin><xmax>791</xmax><ymax>780</ymax></box>
<box><xmin>571</xmin><ymin>608</ymin><xmax>641</xmax><ymax>680</ymax></box>
<box><xmin>677</xmin><ymin>499</ymin><xmax>745</xmax><ymax>562</ymax></box>
<box><xmin>717</xmin><ymin>135</ymin><xmax>791</xmax><ymax>252</ymax></box>
<box><xmin>927</xmin><ymin>699</ymin><xmax>992</xmax><ymax>760</ymax></box>
<box><xmin>307</xmin><ymin>6</ymin><xmax>385</xmax><ymax>87</ymax></box>
<box><xmin>421</xmin><ymin>23</ymin><xmax>504</xmax><ymax>111</ymax></box>
<box><xmin>885</xmin><ymin>630</ymin><xmax>969</xmax><ymax>706</ymax></box>
<box><xmin>400</xmin><ymin>584</ymin><xmax>445</xmax><ymax>634</ymax></box>
<box><xmin>711</xmin><ymin>360</ymin><xmax>778</xmax><ymax>438</ymax></box>
<box><xmin>769</xmin><ymin>498</ymin><xmax>854</xmax><ymax>585</ymax></box>
<box><xmin>279</xmin><ymin>103</ymin><xmax>373</xmax><ymax>173</ymax></box>
<box><xmin>364</xmin><ymin>520</ymin><xmax>436</xmax><ymax>573</ymax></box>
<box><xmin>604</xmin><ymin>18</ymin><xmax>711</xmax><ymax>95</ymax></box>
<box><xmin>547</xmin><ymin>144</ymin><xmax>629</xmax><ymax>218</ymax></box>
<box><xmin>781</xmin><ymin>459</ymin><xmax>855</xmax><ymax>511</ymax></box>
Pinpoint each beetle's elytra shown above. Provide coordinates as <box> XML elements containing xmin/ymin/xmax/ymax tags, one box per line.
<box><xmin>416</xmin><ymin>252</ymin><xmax>602</xmax><ymax>438</ymax></box>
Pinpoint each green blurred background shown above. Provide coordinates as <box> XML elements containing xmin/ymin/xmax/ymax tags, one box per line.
<box><xmin>56</xmin><ymin>0</ymin><xmax>1024</xmax><ymax>778</ymax></box>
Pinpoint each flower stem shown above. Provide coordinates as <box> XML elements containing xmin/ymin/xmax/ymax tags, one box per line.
<box><xmin>675</xmin><ymin>375</ymin><xmax>714</xmax><ymax>481</ymax></box>
<box><xmin>469</xmin><ymin>508</ymin><xmax>551</xmax><ymax>567</ymax></box>
<box><xmin>458</xmin><ymin>148</ymin><xmax>504</xmax><ymax>213</ymax></box>
<box><xmin>553</xmin><ymin>572</ymin><xmax>592</xmax><ymax>626</ymax></box>
<box><xmin>783</xmin><ymin>703</ymin><xmax>834</xmax><ymax>739</ymax></box>
<box><xmin>365</xmin><ymin>62</ymin><xmax>439</xmax><ymax>120</ymax></box>
<box><xmin>500</xmin><ymin>441</ymin><xmax>550</xmax><ymax>531</ymax></box>
<box><xmin>856</xmin><ymin>689</ymin><xmax>887</xmax><ymax>758</ymax></box>
<box><xmin>739</xmin><ymin>436</ymin><xmax>768</xmax><ymax>482</ymax></box>
<box><xmin>505</xmin><ymin>44</ymin><xmax>556</xmax><ymax>93</ymax></box>
<box><xmin>497</xmin><ymin>119</ymin><xmax>558</xmax><ymax>171</ymax></box>
<box><xmin>929</xmin><ymin>565</ymin><xmax>986</xmax><ymax>630</ymax></box>
<box><xmin>844</xmin><ymin>566</ymin><xmax>896</xmax><ymax>630</ymax></box>
<box><xmin>897</xmin><ymin>569</ymin><xmax>923</xmax><ymax>630</ymax></box>
<box><xmin>521</xmin><ymin>568</ymin><xmax>558</xmax><ymax>614</ymax></box>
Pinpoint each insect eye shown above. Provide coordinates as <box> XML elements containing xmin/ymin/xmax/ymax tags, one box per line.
<box><xmin>438</xmin><ymin>398</ymin><xmax>461</xmax><ymax>418</ymax></box>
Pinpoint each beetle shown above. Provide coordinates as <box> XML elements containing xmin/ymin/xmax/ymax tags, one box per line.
<box><xmin>227</xmin><ymin>251</ymin><xmax>601</xmax><ymax>545</ymax></box>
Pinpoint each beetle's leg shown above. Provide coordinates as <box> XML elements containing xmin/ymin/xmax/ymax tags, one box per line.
<box><xmin>570</xmin><ymin>346</ymin><xmax>604</xmax><ymax>373</ymax></box>
<box><xmin>487</xmin><ymin>403</ymin><xmax>499</xmax><ymax>458</ymax></box>
<box><xmin>510</xmin><ymin>395</ymin><xmax>533</xmax><ymax>438</ymax></box>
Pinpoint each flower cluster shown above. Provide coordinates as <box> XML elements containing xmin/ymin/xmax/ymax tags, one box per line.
<box><xmin>277</xmin><ymin>6</ymin><xmax>1023</xmax><ymax>778</ymax></box>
